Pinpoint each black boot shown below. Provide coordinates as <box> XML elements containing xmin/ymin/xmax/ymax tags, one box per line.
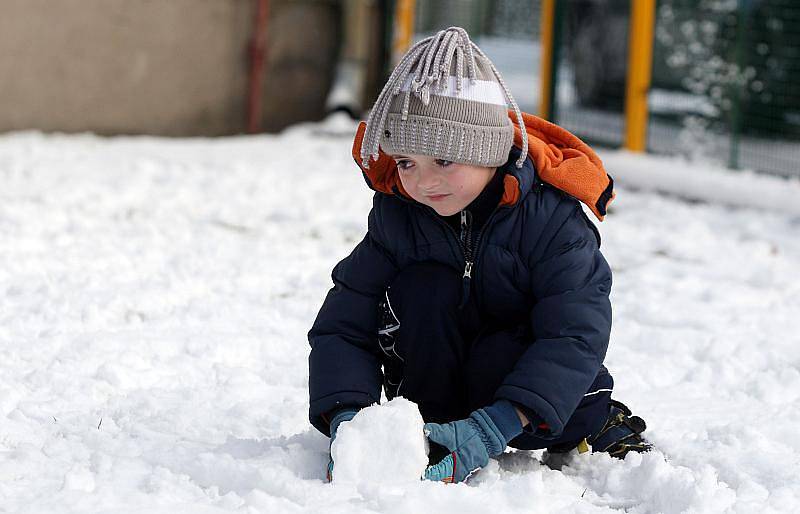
<box><xmin>587</xmin><ymin>399</ymin><xmax>652</xmax><ymax>458</ymax></box>
<box><xmin>542</xmin><ymin>399</ymin><xmax>651</xmax><ymax>469</ymax></box>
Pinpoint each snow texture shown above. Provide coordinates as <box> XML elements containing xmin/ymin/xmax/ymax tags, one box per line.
<box><xmin>604</xmin><ymin>150</ymin><xmax>800</xmax><ymax>217</ymax></box>
<box><xmin>1</xmin><ymin>113</ymin><xmax>799</xmax><ymax>513</ymax></box>
<box><xmin>330</xmin><ymin>398</ymin><xmax>427</xmax><ymax>485</ymax></box>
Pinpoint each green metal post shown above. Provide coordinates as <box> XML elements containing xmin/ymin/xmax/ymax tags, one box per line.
<box><xmin>729</xmin><ymin>0</ymin><xmax>747</xmax><ymax>170</ymax></box>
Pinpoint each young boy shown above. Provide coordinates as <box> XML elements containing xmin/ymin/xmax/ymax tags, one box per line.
<box><xmin>308</xmin><ymin>27</ymin><xmax>650</xmax><ymax>483</ymax></box>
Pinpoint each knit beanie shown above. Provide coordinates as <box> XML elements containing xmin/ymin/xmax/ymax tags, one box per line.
<box><xmin>360</xmin><ymin>27</ymin><xmax>528</xmax><ymax>169</ymax></box>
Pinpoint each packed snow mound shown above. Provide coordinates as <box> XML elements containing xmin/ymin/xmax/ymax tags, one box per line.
<box><xmin>330</xmin><ymin>398</ymin><xmax>428</xmax><ymax>484</ymax></box>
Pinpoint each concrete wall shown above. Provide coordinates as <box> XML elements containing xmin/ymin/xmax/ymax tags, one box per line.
<box><xmin>0</xmin><ymin>0</ymin><xmax>341</xmax><ymax>136</ymax></box>
<box><xmin>261</xmin><ymin>0</ymin><xmax>341</xmax><ymax>132</ymax></box>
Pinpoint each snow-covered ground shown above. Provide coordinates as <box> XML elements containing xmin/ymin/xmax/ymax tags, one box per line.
<box><xmin>1</xmin><ymin>115</ymin><xmax>799</xmax><ymax>513</ymax></box>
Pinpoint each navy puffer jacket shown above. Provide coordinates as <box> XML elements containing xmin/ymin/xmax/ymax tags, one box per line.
<box><xmin>309</xmin><ymin>140</ymin><xmax>612</xmax><ymax>439</ymax></box>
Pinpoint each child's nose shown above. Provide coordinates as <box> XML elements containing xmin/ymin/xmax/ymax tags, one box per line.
<box><xmin>417</xmin><ymin>167</ymin><xmax>440</xmax><ymax>190</ymax></box>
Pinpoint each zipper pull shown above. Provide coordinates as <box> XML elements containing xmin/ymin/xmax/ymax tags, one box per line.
<box><xmin>459</xmin><ymin>261</ymin><xmax>473</xmax><ymax>309</ymax></box>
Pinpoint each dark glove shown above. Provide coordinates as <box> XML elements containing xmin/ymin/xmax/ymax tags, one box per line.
<box><xmin>326</xmin><ymin>408</ymin><xmax>359</xmax><ymax>482</ymax></box>
<box><xmin>423</xmin><ymin>400</ymin><xmax>523</xmax><ymax>483</ymax></box>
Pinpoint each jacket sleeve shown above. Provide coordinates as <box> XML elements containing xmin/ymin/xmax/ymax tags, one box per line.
<box><xmin>308</xmin><ymin>213</ymin><xmax>399</xmax><ymax>436</ymax></box>
<box><xmin>494</xmin><ymin>201</ymin><xmax>612</xmax><ymax>438</ymax></box>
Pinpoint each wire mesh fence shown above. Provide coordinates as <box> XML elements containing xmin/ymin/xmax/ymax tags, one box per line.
<box><xmin>406</xmin><ymin>0</ymin><xmax>799</xmax><ymax>177</ymax></box>
<box><xmin>646</xmin><ymin>0</ymin><xmax>800</xmax><ymax>175</ymax></box>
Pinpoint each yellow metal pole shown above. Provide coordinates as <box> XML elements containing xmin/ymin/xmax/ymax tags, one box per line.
<box><xmin>392</xmin><ymin>0</ymin><xmax>417</xmax><ymax>65</ymax></box>
<box><xmin>624</xmin><ymin>0</ymin><xmax>656</xmax><ymax>152</ymax></box>
<box><xmin>539</xmin><ymin>0</ymin><xmax>556</xmax><ymax>120</ymax></box>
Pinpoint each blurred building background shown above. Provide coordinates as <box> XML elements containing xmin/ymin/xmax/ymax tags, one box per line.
<box><xmin>1</xmin><ymin>0</ymin><xmax>798</xmax><ymax>176</ymax></box>
<box><xmin>0</xmin><ymin>0</ymin><xmax>343</xmax><ymax>135</ymax></box>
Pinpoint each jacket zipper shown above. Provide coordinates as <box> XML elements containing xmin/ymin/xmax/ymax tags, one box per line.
<box><xmin>415</xmin><ymin>202</ymin><xmax>509</xmax><ymax>308</ymax></box>
<box><xmin>460</xmin><ymin>206</ymin><xmax>507</xmax><ymax>308</ymax></box>
<box><xmin>459</xmin><ymin>210</ymin><xmax>474</xmax><ymax>308</ymax></box>
<box><xmin>389</xmin><ymin>182</ymin><xmax>519</xmax><ymax>309</ymax></box>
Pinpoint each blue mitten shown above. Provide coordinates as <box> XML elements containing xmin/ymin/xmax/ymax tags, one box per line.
<box><xmin>326</xmin><ymin>408</ymin><xmax>359</xmax><ymax>482</ymax></box>
<box><xmin>423</xmin><ymin>400</ymin><xmax>523</xmax><ymax>483</ymax></box>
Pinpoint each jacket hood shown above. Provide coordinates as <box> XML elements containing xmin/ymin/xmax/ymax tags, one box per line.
<box><xmin>351</xmin><ymin>111</ymin><xmax>615</xmax><ymax>221</ymax></box>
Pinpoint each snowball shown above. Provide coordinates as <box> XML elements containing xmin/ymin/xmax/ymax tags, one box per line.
<box><xmin>330</xmin><ymin>398</ymin><xmax>428</xmax><ymax>485</ymax></box>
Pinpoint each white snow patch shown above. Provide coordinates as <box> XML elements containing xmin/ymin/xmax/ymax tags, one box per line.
<box><xmin>331</xmin><ymin>398</ymin><xmax>428</xmax><ymax>485</ymax></box>
<box><xmin>603</xmin><ymin>149</ymin><xmax>800</xmax><ymax>217</ymax></box>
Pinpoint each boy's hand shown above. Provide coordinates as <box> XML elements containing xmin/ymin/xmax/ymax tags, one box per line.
<box><xmin>422</xmin><ymin>414</ymin><xmax>494</xmax><ymax>483</ymax></box>
<box><xmin>422</xmin><ymin>401</ymin><xmax>523</xmax><ymax>483</ymax></box>
<box><xmin>326</xmin><ymin>408</ymin><xmax>359</xmax><ymax>482</ymax></box>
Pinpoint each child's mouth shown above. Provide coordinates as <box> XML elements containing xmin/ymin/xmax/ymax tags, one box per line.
<box><xmin>425</xmin><ymin>194</ymin><xmax>451</xmax><ymax>202</ymax></box>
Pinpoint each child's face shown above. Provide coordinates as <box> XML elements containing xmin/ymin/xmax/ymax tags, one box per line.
<box><xmin>391</xmin><ymin>153</ymin><xmax>496</xmax><ymax>216</ymax></box>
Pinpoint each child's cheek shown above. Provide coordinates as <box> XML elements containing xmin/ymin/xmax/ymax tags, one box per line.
<box><xmin>398</xmin><ymin>173</ymin><xmax>413</xmax><ymax>194</ymax></box>
<box><xmin>400</xmin><ymin>177</ymin><xmax>424</xmax><ymax>204</ymax></box>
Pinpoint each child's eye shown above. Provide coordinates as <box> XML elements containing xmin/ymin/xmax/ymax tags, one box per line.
<box><xmin>396</xmin><ymin>160</ymin><xmax>414</xmax><ymax>170</ymax></box>
<box><xmin>436</xmin><ymin>159</ymin><xmax>453</xmax><ymax>168</ymax></box>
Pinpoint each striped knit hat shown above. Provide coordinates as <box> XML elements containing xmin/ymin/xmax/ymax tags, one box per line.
<box><xmin>360</xmin><ymin>27</ymin><xmax>527</xmax><ymax>169</ymax></box>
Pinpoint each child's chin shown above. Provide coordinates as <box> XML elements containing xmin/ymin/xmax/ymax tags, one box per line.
<box><xmin>431</xmin><ymin>205</ymin><xmax>460</xmax><ymax>216</ymax></box>
<box><xmin>424</xmin><ymin>201</ymin><xmax>463</xmax><ymax>216</ymax></box>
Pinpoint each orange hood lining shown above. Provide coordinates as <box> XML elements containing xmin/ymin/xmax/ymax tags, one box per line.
<box><xmin>351</xmin><ymin>111</ymin><xmax>614</xmax><ymax>221</ymax></box>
